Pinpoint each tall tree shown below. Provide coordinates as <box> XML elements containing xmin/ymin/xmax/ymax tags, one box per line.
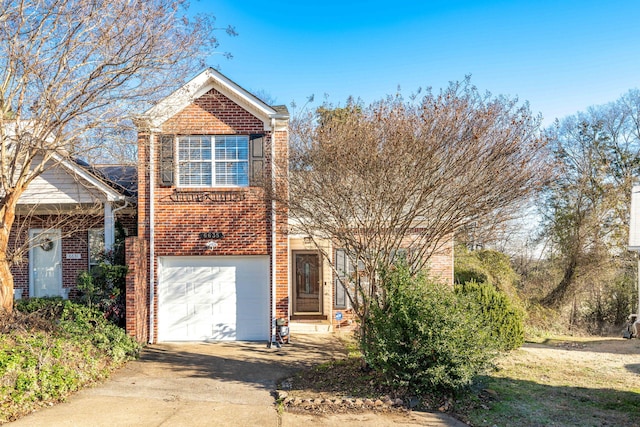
<box><xmin>540</xmin><ymin>92</ymin><xmax>640</xmax><ymax>324</ymax></box>
<box><xmin>283</xmin><ymin>80</ymin><xmax>549</xmax><ymax>326</ymax></box>
<box><xmin>0</xmin><ymin>0</ymin><xmax>233</xmax><ymax>311</ymax></box>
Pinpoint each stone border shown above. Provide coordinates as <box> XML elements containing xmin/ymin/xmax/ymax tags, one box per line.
<box><xmin>275</xmin><ymin>390</ymin><xmax>405</xmax><ymax>411</ymax></box>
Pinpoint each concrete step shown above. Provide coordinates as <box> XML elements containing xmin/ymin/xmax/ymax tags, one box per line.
<box><xmin>289</xmin><ymin>321</ymin><xmax>332</xmax><ymax>333</ymax></box>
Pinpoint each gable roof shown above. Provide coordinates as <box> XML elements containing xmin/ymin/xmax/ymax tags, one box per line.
<box><xmin>53</xmin><ymin>154</ymin><xmax>130</xmax><ymax>202</ymax></box>
<box><xmin>140</xmin><ymin>68</ymin><xmax>289</xmax><ymax>131</ymax></box>
<box><xmin>1</xmin><ymin>121</ymin><xmax>129</xmax><ymax>204</ymax></box>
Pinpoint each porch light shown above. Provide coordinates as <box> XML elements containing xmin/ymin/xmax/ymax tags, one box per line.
<box><xmin>205</xmin><ymin>241</ymin><xmax>218</xmax><ymax>250</ymax></box>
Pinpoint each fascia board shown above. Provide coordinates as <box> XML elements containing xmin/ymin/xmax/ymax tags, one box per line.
<box><xmin>141</xmin><ymin>68</ymin><xmax>281</xmax><ymax>130</ymax></box>
<box><xmin>51</xmin><ymin>153</ymin><xmax>126</xmax><ymax>202</ymax></box>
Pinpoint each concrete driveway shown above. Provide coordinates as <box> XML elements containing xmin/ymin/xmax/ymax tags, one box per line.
<box><xmin>11</xmin><ymin>334</ymin><xmax>466</xmax><ymax>427</ymax></box>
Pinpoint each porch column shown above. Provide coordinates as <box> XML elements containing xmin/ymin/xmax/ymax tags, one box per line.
<box><xmin>104</xmin><ymin>201</ymin><xmax>115</xmax><ymax>251</ymax></box>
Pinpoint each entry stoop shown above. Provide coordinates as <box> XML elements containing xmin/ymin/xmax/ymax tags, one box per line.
<box><xmin>289</xmin><ymin>320</ymin><xmax>332</xmax><ymax>333</ymax></box>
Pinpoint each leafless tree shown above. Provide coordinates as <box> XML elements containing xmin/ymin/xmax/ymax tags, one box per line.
<box><xmin>538</xmin><ymin>92</ymin><xmax>640</xmax><ymax>326</ymax></box>
<box><xmin>0</xmin><ymin>0</ymin><xmax>234</xmax><ymax>311</ymax></box>
<box><xmin>281</xmin><ymin>79</ymin><xmax>550</xmax><ymax>323</ymax></box>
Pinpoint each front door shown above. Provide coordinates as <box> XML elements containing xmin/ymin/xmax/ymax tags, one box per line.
<box><xmin>29</xmin><ymin>229</ymin><xmax>63</xmax><ymax>298</ymax></box>
<box><xmin>293</xmin><ymin>251</ymin><xmax>322</xmax><ymax>314</ymax></box>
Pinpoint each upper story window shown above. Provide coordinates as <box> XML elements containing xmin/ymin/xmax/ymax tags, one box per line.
<box><xmin>177</xmin><ymin>135</ymin><xmax>249</xmax><ymax>187</ymax></box>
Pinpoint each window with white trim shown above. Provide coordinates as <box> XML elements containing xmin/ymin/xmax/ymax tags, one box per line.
<box><xmin>177</xmin><ymin>135</ymin><xmax>249</xmax><ymax>187</ymax></box>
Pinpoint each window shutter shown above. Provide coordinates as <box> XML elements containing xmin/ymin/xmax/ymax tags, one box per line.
<box><xmin>249</xmin><ymin>134</ymin><xmax>264</xmax><ymax>185</ymax></box>
<box><xmin>335</xmin><ymin>249</ymin><xmax>348</xmax><ymax>308</ymax></box>
<box><xmin>159</xmin><ymin>135</ymin><xmax>174</xmax><ymax>186</ymax></box>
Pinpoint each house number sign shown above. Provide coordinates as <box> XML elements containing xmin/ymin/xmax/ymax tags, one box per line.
<box><xmin>199</xmin><ymin>232</ymin><xmax>224</xmax><ymax>240</ymax></box>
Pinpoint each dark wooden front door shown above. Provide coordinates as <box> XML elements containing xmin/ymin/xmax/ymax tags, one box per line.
<box><xmin>293</xmin><ymin>252</ymin><xmax>322</xmax><ymax>314</ymax></box>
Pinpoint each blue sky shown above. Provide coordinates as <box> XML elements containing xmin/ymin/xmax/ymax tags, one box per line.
<box><xmin>191</xmin><ymin>0</ymin><xmax>640</xmax><ymax>124</ymax></box>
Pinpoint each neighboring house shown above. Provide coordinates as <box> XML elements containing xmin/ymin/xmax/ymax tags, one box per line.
<box><xmin>10</xmin><ymin>156</ymin><xmax>136</xmax><ymax>300</ymax></box>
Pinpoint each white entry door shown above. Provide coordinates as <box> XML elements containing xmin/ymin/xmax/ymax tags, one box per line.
<box><xmin>29</xmin><ymin>229</ymin><xmax>63</xmax><ymax>298</ymax></box>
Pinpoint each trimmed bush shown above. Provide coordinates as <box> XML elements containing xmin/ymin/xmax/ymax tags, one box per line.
<box><xmin>360</xmin><ymin>263</ymin><xmax>498</xmax><ymax>394</ymax></box>
<box><xmin>455</xmin><ymin>280</ymin><xmax>525</xmax><ymax>351</ymax></box>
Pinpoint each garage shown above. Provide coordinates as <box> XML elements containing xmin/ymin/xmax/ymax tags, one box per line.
<box><xmin>157</xmin><ymin>256</ymin><xmax>270</xmax><ymax>342</ymax></box>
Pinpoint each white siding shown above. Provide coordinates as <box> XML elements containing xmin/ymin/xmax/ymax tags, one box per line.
<box><xmin>18</xmin><ymin>159</ymin><xmax>105</xmax><ymax>205</ymax></box>
<box><xmin>630</xmin><ymin>185</ymin><xmax>640</xmax><ymax>250</ymax></box>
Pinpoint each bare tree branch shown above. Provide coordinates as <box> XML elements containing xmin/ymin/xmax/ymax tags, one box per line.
<box><xmin>0</xmin><ymin>0</ymin><xmax>233</xmax><ymax>311</ymax></box>
<box><xmin>277</xmin><ymin>79</ymin><xmax>550</xmax><ymax>323</ymax></box>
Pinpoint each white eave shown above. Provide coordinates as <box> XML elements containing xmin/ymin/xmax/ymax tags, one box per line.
<box><xmin>51</xmin><ymin>153</ymin><xmax>126</xmax><ymax>203</ymax></box>
<box><xmin>139</xmin><ymin>68</ymin><xmax>289</xmax><ymax>132</ymax></box>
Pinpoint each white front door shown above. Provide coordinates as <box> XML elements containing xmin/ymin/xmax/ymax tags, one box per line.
<box><xmin>29</xmin><ymin>229</ymin><xmax>63</xmax><ymax>298</ymax></box>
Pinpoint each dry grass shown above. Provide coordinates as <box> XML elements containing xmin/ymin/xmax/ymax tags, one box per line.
<box><xmin>283</xmin><ymin>335</ymin><xmax>640</xmax><ymax>426</ymax></box>
<box><xmin>463</xmin><ymin>337</ymin><xmax>640</xmax><ymax>427</ymax></box>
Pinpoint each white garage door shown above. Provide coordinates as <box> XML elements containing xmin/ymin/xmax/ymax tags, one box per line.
<box><xmin>158</xmin><ymin>256</ymin><xmax>270</xmax><ymax>342</ymax></box>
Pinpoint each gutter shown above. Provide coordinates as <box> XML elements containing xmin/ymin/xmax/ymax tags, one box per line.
<box><xmin>149</xmin><ymin>133</ymin><xmax>156</xmax><ymax>344</ymax></box>
<box><xmin>270</xmin><ymin>118</ymin><xmax>277</xmax><ymax>346</ymax></box>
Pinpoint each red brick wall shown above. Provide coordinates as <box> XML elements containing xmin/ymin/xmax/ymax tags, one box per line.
<box><xmin>125</xmin><ymin>236</ymin><xmax>148</xmax><ymax>343</ymax></box>
<box><xmin>10</xmin><ymin>213</ymin><xmax>136</xmax><ymax>299</ymax></box>
<box><xmin>153</xmin><ymin>88</ymin><xmax>271</xmax><ymax>258</ymax></box>
<box><xmin>10</xmin><ymin>214</ymin><xmax>102</xmax><ymax>298</ymax></box>
<box><xmin>137</xmin><ymin>87</ymin><xmax>289</xmax><ymax>341</ymax></box>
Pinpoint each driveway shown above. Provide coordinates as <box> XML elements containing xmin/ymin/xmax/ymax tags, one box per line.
<box><xmin>11</xmin><ymin>334</ymin><xmax>466</xmax><ymax>427</ymax></box>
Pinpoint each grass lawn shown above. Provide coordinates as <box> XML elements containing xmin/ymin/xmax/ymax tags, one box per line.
<box><xmin>284</xmin><ymin>334</ymin><xmax>640</xmax><ymax>427</ymax></box>
<box><xmin>462</xmin><ymin>337</ymin><xmax>640</xmax><ymax>427</ymax></box>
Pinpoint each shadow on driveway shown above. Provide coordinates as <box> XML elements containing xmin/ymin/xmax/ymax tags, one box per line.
<box><xmin>136</xmin><ymin>333</ymin><xmax>348</xmax><ymax>390</ymax></box>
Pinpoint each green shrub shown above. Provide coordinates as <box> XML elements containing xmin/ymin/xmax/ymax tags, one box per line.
<box><xmin>76</xmin><ymin>222</ymin><xmax>128</xmax><ymax>326</ymax></box>
<box><xmin>455</xmin><ymin>280</ymin><xmax>525</xmax><ymax>351</ymax></box>
<box><xmin>360</xmin><ymin>263</ymin><xmax>498</xmax><ymax>394</ymax></box>
<box><xmin>454</xmin><ymin>246</ymin><xmax>520</xmax><ymax>299</ymax></box>
<box><xmin>76</xmin><ymin>261</ymin><xmax>127</xmax><ymax>326</ymax></box>
<box><xmin>1</xmin><ymin>299</ymin><xmax>141</xmax><ymax>422</ymax></box>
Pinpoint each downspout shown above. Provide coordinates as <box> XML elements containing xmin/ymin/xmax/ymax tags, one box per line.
<box><xmin>111</xmin><ymin>199</ymin><xmax>129</xmax><ymax>243</ymax></box>
<box><xmin>105</xmin><ymin>199</ymin><xmax>129</xmax><ymax>251</ymax></box>
<box><xmin>270</xmin><ymin>118</ymin><xmax>277</xmax><ymax>346</ymax></box>
<box><xmin>149</xmin><ymin>133</ymin><xmax>156</xmax><ymax>344</ymax></box>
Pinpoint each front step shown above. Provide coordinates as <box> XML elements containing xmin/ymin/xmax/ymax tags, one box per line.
<box><xmin>289</xmin><ymin>320</ymin><xmax>332</xmax><ymax>333</ymax></box>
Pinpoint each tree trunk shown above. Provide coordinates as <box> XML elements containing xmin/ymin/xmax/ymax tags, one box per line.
<box><xmin>541</xmin><ymin>255</ymin><xmax>578</xmax><ymax>308</ymax></box>
<box><xmin>0</xmin><ymin>256</ymin><xmax>14</xmax><ymax>312</ymax></box>
<box><xmin>0</xmin><ymin>198</ymin><xmax>18</xmax><ymax>312</ymax></box>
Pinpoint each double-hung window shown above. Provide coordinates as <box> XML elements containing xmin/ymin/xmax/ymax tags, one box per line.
<box><xmin>178</xmin><ymin>135</ymin><xmax>249</xmax><ymax>187</ymax></box>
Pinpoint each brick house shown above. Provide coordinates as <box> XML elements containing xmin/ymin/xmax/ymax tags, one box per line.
<box><xmin>11</xmin><ymin>154</ymin><xmax>136</xmax><ymax>300</ymax></box>
<box><xmin>123</xmin><ymin>68</ymin><xmax>453</xmax><ymax>344</ymax></box>
<box><xmin>10</xmin><ymin>69</ymin><xmax>453</xmax><ymax>344</ymax></box>
<box><xmin>126</xmin><ymin>69</ymin><xmax>289</xmax><ymax>344</ymax></box>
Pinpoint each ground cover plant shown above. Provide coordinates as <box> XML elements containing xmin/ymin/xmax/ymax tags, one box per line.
<box><xmin>0</xmin><ymin>298</ymin><xmax>140</xmax><ymax>423</ymax></box>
